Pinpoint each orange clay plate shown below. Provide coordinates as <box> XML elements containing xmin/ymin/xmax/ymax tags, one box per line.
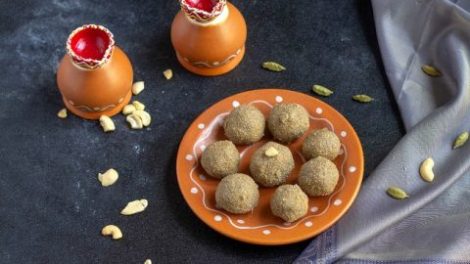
<box><xmin>176</xmin><ymin>89</ymin><xmax>364</xmax><ymax>245</ymax></box>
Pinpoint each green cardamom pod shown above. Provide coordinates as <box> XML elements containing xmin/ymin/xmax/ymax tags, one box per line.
<box><xmin>262</xmin><ymin>61</ymin><xmax>286</xmax><ymax>72</ymax></box>
<box><xmin>352</xmin><ymin>94</ymin><xmax>373</xmax><ymax>103</ymax></box>
<box><xmin>421</xmin><ymin>65</ymin><xmax>441</xmax><ymax>77</ymax></box>
<box><xmin>386</xmin><ymin>187</ymin><xmax>409</xmax><ymax>200</ymax></box>
<box><xmin>312</xmin><ymin>85</ymin><xmax>334</xmax><ymax>97</ymax></box>
<box><xmin>453</xmin><ymin>131</ymin><xmax>469</xmax><ymax>149</ymax></box>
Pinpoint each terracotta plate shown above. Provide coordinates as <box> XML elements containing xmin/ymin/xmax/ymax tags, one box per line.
<box><xmin>176</xmin><ymin>89</ymin><xmax>364</xmax><ymax>245</ymax></box>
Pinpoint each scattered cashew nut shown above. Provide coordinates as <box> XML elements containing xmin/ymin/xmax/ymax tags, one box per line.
<box><xmin>419</xmin><ymin>157</ymin><xmax>435</xmax><ymax>183</ymax></box>
<box><xmin>122</xmin><ymin>104</ymin><xmax>136</xmax><ymax>115</ymax></box>
<box><xmin>134</xmin><ymin>110</ymin><xmax>151</xmax><ymax>127</ymax></box>
<box><xmin>132</xmin><ymin>100</ymin><xmax>145</xmax><ymax>111</ymax></box>
<box><xmin>57</xmin><ymin>108</ymin><xmax>67</xmax><ymax>119</ymax></box>
<box><xmin>99</xmin><ymin>115</ymin><xmax>115</xmax><ymax>132</ymax></box>
<box><xmin>144</xmin><ymin>259</ymin><xmax>152</xmax><ymax>264</ymax></box>
<box><xmin>101</xmin><ymin>225</ymin><xmax>123</xmax><ymax>240</ymax></box>
<box><xmin>163</xmin><ymin>69</ymin><xmax>173</xmax><ymax>80</ymax></box>
<box><xmin>132</xmin><ymin>81</ymin><xmax>145</xmax><ymax>95</ymax></box>
<box><xmin>126</xmin><ymin>114</ymin><xmax>143</xmax><ymax>129</ymax></box>
<box><xmin>98</xmin><ymin>168</ymin><xmax>119</xmax><ymax>187</ymax></box>
<box><xmin>121</xmin><ymin>199</ymin><xmax>148</xmax><ymax>215</ymax></box>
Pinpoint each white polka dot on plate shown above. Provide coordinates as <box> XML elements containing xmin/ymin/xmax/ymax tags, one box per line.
<box><xmin>214</xmin><ymin>215</ymin><xmax>222</xmax><ymax>222</ymax></box>
<box><xmin>237</xmin><ymin>219</ymin><xmax>245</xmax><ymax>224</ymax></box>
<box><xmin>340</xmin><ymin>131</ymin><xmax>347</xmax><ymax>138</ymax></box>
<box><xmin>305</xmin><ymin>221</ymin><xmax>313</xmax><ymax>227</ymax></box>
<box><xmin>310</xmin><ymin>207</ymin><xmax>319</xmax><ymax>213</ymax></box>
<box><xmin>199</xmin><ymin>174</ymin><xmax>207</xmax><ymax>181</ymax></box>
<box><xmin>334</xmin><ymin>199</ymin><xmax>342</xmax><ymax>206</ymax></box>
<box><xmin>316</xmin><ymin>107</ymin><xmax>323</xmax><ymax>114</ymax></box>
<box><xmin>349</xmin><ymin>166</ymin><xmax>357</xmax><ymax>173</ymax></box>
<box><xmin>185</xmin><ymin>154</ymin><xmax>193</xmax><ymax>161</ymax></box>
<box><xmin>190</xmin><ymin>187</ymin><xmax>198</xmax><ymax>194</ymax></box>
<box><xmin>197</xmin><ymin>123</ymin><xmax>205</xmax><ymax>129</ymax></box>
<box><xmin>232</xmin><ymin>100</ymin><xmax>240</xmax><ymax>108</ymax></box>
<box><xmin>199</xmin><ymin>144</ymin><xmax>206</xmax><ymax>151</ymax></box>
<box><xmin>262</xmin><ymin>230</ymin><xmax>271</xmax><ymax>235</ymax></box>
<box><xmin>275</xmin><ymin>96</ymin><xmax>283</xmax><ymax>103</ymax></box>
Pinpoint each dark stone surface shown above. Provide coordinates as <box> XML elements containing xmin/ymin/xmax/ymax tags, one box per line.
<box><xmin>0</xmin><ymin>0</ymin><xmax>404</xmax><ymax>263</ymax></box>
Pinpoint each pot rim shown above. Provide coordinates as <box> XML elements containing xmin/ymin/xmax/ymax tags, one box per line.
<box><xmin>180</xmin><ymin>0</ymin><xmax>227</xmax><ymax>23</ymax></box>
<box><xmin>66</xmin><ymin>24</ymin><xmax>115</xmax><ymax>70</ymax></box>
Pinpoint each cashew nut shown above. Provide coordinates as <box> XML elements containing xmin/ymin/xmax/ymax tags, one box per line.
<box><xmin>134</xmin><ymin>110</ymin><xmax>151</xmax><ymax>127</ymax></box>
<box><xmin>122</xmin><ymin>104</ymin><xmax>136</xmax><ymax>115</ymax></box>
<box><xmin>132</xmin><ymin>81</ymin><xmax>145</xmax><ymax>95</ymax></box>
<box><xmin>419</xmin><ymin>157</ymin><xmax>435</xmax><ymax>183</ymax></box>
<box><xmin>57</xmin><ymin>108</ymin><xmax>67</xmax><ymax>119</ymax></box>
<box><xmin>163</xmin><ymin>69</ymin><xmax>173</xmax><ymax>80</ymax></box>
<box><xmin>132</xmin><ymin>100</ymin><xmax>145</xmax><ymax>111</ymax></box>
<box><xmin>121</xmin><ymin>199</ymin><xmax>148</xmax><ymax>215</ymax></box>
<box><xmin>98</xmin><ymin>168</ymin><xmax>119</xmax><ymax>187</ymax></box>
<box><xmin>126</xmin><ymin>114</ymin><xmax>143</xmax><ymax>129</ymax></box>
<box><xmin>101</xmin><ymin>225</ymin><xmax>123</xmax><ymax>240</ymax></box>
<box><xmin>144</xmin><ymin>259</ymin><xmax>152</xmax><ymax>264</ymax></box>
<box><xmin>99</xmin><ymin>115</ymin><xmax>115</xmax><ymax>132</ymax></box>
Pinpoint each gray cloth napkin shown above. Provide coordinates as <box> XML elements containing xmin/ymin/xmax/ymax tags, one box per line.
<box><xmin>296</xmin><ymin>0</ymin><xmax>470</xmax><ymax>262</ymax></box>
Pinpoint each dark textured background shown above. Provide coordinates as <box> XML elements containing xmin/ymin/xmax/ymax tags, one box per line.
<box><xmin>0</xmin><ymin>0</ymin><xmax>404</xmax><ymax>263</ymax></box>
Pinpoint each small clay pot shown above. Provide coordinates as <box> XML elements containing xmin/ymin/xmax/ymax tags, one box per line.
<box><xmin>171</xmin><ymin>0</ymin><xmax>247</xmax><ymax>76</ymax></box>
<box><xmin>56</xmin><ymin>24</ymin><xmax>133</xmax><ymax>120</ymax></box>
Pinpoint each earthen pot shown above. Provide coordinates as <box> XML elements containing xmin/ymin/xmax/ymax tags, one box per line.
<box><xmin>171</xmin><ymin>0</ymin><xmax>247</xmax><ymax>76</ymax></box>
<box><xmin>57</xmin><ymin>24</ymin><xmax>133</xmax><ymax>120</ymax></box>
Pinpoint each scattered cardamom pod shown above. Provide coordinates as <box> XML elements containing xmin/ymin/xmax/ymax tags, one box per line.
<box><xmin>386</xmin><ymin>187</ymin><xmax>409</xmax><ymax>200</ymax></box>
<box><xmin>312</xmin><ymin>85</ymin><xmax>334</xmax><ymax>97</ymax></box>
<box><xmin>421</xmin><ymin>65</ymin><xmax>441</xmax><ymax>77</ymax></box>
<box><xmin>262</xmin><ymin>61</ymin><xmax>286</xmax><ymax>72</ymax></box>
<box><xmin>453</xmin><ymin>131</ymin><xmax>469</xmax><ymax>149</ymax></box>
<box><xmin>352</xmin><ymin>94</ymin><xmax>373</xmax><ymax>103</ymax></box>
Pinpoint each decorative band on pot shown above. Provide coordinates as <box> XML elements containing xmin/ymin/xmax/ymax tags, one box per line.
<box><xmin>179</xmin><ymin>47</ymin><xmax>243</xmax><ymax>68</ymax></box>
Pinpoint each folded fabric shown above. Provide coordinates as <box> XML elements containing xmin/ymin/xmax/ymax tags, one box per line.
<box><xmin>296</xmin><ymin>0</ymin><xmax>470</xmax><ymax>262</ymax></box>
